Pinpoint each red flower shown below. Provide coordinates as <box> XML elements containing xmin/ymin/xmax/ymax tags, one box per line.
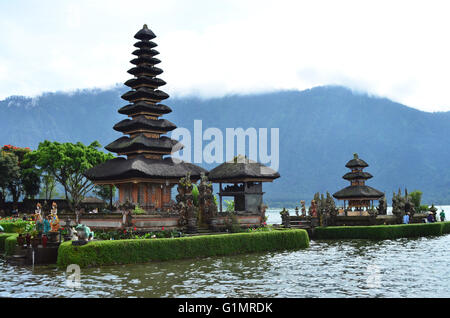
<box><xmin>162</xmin><ymin>226</ymin><xmax>165</xmax><ymax>231</ymax></box>
<box><xmin>133</xmin><ymin>227</ymin><xmax>137</xmax><ymax>231</ymax></box>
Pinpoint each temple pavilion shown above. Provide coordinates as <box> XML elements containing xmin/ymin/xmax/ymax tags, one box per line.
<box><xmin>333</xmin><ymin>153</ymin><xmax>383</xmax><ymax>211</ymax></box>
<box><xmin>84</xmin><ymin>25</ymin><xmax>207</xmax><ymax>211</ymax></box>
<box><xmin>208</xmin><ymin>155</ymin><xmax>280</xmax><ymax>213</ymax></box>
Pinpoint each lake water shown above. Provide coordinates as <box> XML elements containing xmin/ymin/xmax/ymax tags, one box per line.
<box><xmin>0</xmin><ymin>206</ymin><xmax>449</xmax><ymax>298</ymax></box>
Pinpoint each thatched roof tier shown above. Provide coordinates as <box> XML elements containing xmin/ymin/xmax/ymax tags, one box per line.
<box><xmin>333</xmin><ymin>185</ymin><xmax>384</xmax><ymax>200</ymax></box>
<box><xmin>113</xmin><ymin>116</ymin><xmax>177</xmax><ymax>133</ymax></box>
<box><xmin>134</xmin><ymin>40</ymin><xmax>157</xmax><ymax>49</ymax></box>
<box><xmin>118</xmin><ymin>102</ymin><xmax>172</xmax><ymax>116</ymax></box>
<box><xmin>132</xmin><ymin>48</ymin><xmax>159</xmax><ymax>57</ymax></box>
<box><xmin>86</xmin><ymin>24</ymin><xmax>206</xmax><ymax>187</ymax></box>
<box><xmin>84</xmin><ymin>156</ymin><xmax>208</xmax><ymax>183</ymax></box>
<box><xmin>134</xmin><ymin>25</ymin><xmax>156</xmax><ymax>40</ymax></box>
<box><xmin>342</xmin><ymin>171</ymin><xmax>373</xmax><ymax>180</ymax></box>
<box><xmin>128</xmin><ymin>65</ymin><xmax>163</xmax><ymax>77</ymax></box>
<box><xmin>345</xmin><ymin>154</ymin><xmax>369</xmax><ymax>168</ymax></box>
<box><xmin>208</xmin><ymin>155</ymin><xmax>280</xmax><ymax>182</ymax></box>
<box><xmin>125</xmin><ymin>77</ymin><xmax>166</xmax><ymax>89</ymax></box>
<box><xmin>81</xmin><ymin>196</ymin><xmax>105</xmax><ymax>204</ymax></box>
<box><xmin>130</xmin><ymin>56</ymin><xmax>161</xmax><ymax>66</ymax></box>
<box><xmin>121</xmin><ymin>88</ymin><xmax>169</xmax><ymax>102</ymax></box>
<box><xmin>105</xmin><ymin>135</ymin><xmax>183</xmax><ymax>155</ymax></box>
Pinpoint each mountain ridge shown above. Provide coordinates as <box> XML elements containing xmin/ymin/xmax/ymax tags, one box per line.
<box><xmin>1</xmin><ymin>85</ymin><xmax>449</xmax><ymax>205</ymax></box>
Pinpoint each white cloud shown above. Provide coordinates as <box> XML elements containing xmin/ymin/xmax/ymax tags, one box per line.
<box><xmin>0</xmin><ymin>0</ymin><xmax>450</xmax><ymax>112</ymax></box>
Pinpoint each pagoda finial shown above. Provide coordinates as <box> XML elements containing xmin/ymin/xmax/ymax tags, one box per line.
<box><xmin>353</xmin><ymin>153</ymin><xmax>358</xmax><ymax>159</ymax></box>
<box><xmin>143</xmin><ymin>24</ymin><xmax>148</xmax><ymax>29</ymax></box>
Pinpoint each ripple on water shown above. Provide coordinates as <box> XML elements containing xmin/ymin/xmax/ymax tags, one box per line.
<box><xmin>1</xmin><ymin>235</ymin><xmax>450</xmax><ymax>297</ymax></box>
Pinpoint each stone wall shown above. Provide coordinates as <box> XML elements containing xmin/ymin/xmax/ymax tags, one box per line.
<box><xmin>58</xmin><ymin>211</ymin><xmax>263</xmax><ymax>232</ymax></box>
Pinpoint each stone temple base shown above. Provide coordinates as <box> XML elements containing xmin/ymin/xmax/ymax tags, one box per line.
<box><xmin>346</xmin><ymin>211</ymin><xmax>370</xmax><ymax>216</ymax></box>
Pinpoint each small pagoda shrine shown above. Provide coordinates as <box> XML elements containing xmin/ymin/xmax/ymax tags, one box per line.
<box><xmin>333</xmin><ymin>153</ymin><xmax>383</xmax><ymax>212</ymax></box>
<box><xmin>208</xmin><ymin>155</ymin><xmax>280</xmax><ymax>213</ymax></box>
<box><xmin>84</xmin><ymin>25</ymin><xmax>207</xmax><ymax>211</ymax></box>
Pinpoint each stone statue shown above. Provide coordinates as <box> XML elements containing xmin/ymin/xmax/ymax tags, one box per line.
<box><xmin>72</xmin><ymin>224</ymin><xmax>94</xmax><ymax>245</ymax></box>
<box><xmin>49</xmin><ymin>202</ymin><xmax>60</xmax><ymax>232</ymax></box>
<box><xmin>258</xmin><ymin>203</ymin><xmax>268</xmax><ymax>222</ymax></box>
<box><xmin>309</xmin><ymin>200</ymin><xmax>317</xmax><ymax>217</ymax></box>
<box><xmin>392</xmin><ymin>190</ymin><xmax>404</xmax><ymax>217</ymax></box>
<box><xmin>377</xmin><ymin>195</ymin><xmax>387</xmax><ymax>215</ymax></box>
<box><xmin>34</xmin><ymin>203</ymin><xmax>44</xmax><ymax>233</ymax></box>
<box><xmin>280</xmin><ymin>208</ymin><xmax>290</xmax><ymax>228</ymax></box>
<box><xmin>404</xmin><ymin>190</ymin><xmax>416</xmax><ymax>218</ymax></box>
<box><xmin>198</xmin><ymin>173</ymin><xmax>217</xmax><ymax>224</ymax></box>
<box><xmin>325</xmin><ymin>192</ymin><xmax>336</xmax><ymax>214</ymax></box>
<box><xmin>300</xmin><ymin>200</ymin><xmax>306</xmax><ymax>217</ymax></box>
<box><xmin>295</xmin><ymin>206</ymin><xmax>299</xmax><ymax>216</ymax></box>
<box><xmin>176</xmin><ymin>173</ymin><xmax>197</xmax><ymax>232</ymax></box>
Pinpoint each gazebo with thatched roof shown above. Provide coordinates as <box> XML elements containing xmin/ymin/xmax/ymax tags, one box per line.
<box><xmin>208</xmin><ymin>155</ymin><xmax>280</xmax><ymax>213</ymax></box>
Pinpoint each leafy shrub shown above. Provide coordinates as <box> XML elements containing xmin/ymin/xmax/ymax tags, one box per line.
<box><xmin>0</xmin><ymin>219</ymin><xmax>34</xmax><ymax>233</ymax></box>
<box><xmin>132</xmin><ymin>204</ymin><xmax>146</xmax><ymax>215</ymax></box>
<box><xmin>57</xmin><ymin>229</ymin><xmax>309</xmax><ymax>268</ymax></box>
<box><xmin>94</xmin><ymin>229</ymin><xmax>182</xmax><ymax>240</ymax></box>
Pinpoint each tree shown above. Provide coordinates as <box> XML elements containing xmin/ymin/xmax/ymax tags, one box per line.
<box><xmin>93</xmin><ymin>185</ymin><xmax>117</xmax><ymax>209</ymax></box>
<box><xmin>192</xmin><ymin>184</ymin><xmax>199</xmax><ymax>206</ymax></box>
<box><xmin>0</xmin><ymin>145</ymin><xmax>41</xmax><ymax>203</ymax></box>
<box><xmin>0</xmin><ymin>151</ymin><xmax>19</xmax><ymax>204</ymax></box>
<box><xmin>24</xmin><ymin>140</ymin><xmax>114</xmax><ymax>211</ymax></box>
<box><xmin>409</xmin><ymin>190</ymin><xmax>423</xmax><ymax>212</ymax></box>
<box><xmin>39</xmin><ymin>173</ymin><xmax>59</xmax><ymax>200</ymax></box>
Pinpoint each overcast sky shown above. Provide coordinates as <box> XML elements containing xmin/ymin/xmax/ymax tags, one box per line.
<box><xmin>1</xmin><ymin>0</ymin><xmax>450</xmax><ymax>112</ymax></box>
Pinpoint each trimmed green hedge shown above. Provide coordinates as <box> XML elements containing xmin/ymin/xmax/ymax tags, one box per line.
<box><xmin>57</xmin><ymin>229</ymin><xmax>309</xmax><ymax>268</ymax></box>
<box><xmin>0</xmin><ymin>233</ymin><xmax>15</xmax><ymax>252</ymax></box>
<box><xmin>442</xmin><ymin>222</ymin><xmax>450</xmax><ymax>235</ymax></box>
<box><xmin>315</xmin><ymin>222</ymin><xmax>450</xmax><ymax>240</ymax></box>
<box><xmin>0</xmin><ymin>233</ymin><xmax>18</xmax><ymax>255</ymax></box>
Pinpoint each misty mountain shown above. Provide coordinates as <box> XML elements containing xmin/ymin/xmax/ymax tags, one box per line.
<box><xmin>1</xmin><ymin>85</ymin><xmax>449</xmax><ymax>206</ymax></box>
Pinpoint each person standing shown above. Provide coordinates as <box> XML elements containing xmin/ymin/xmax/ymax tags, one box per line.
<box><xmin>403</xmin><ymin>212</ymin><xmax>410</xmax><ymax>224</ymax></box>
<box><xmin>440</xmin><ymin>210</ymin><xmax>446</xmax><ymax>222</ymax></box>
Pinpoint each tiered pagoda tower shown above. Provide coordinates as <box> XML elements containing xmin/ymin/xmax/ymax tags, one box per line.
<box><xmin>85</xmin><ymin>25</ymin><xmax>207</xmax><ymax>211</ymax></box>
<box><xmin>333</xmin><ymin>153</ymin><xmax>383</xmax><ymax>211</ymax></box>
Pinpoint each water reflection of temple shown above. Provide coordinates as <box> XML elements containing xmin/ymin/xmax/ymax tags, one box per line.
<box><xmin>333</xmin><ymin>153</ymin><xmax>384</xmax><ymax>213</ymax></box>
<box><xmin>208</xmin><ymin>155</ymin><xmax>280</xmax><ymax>213</ymax></box>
